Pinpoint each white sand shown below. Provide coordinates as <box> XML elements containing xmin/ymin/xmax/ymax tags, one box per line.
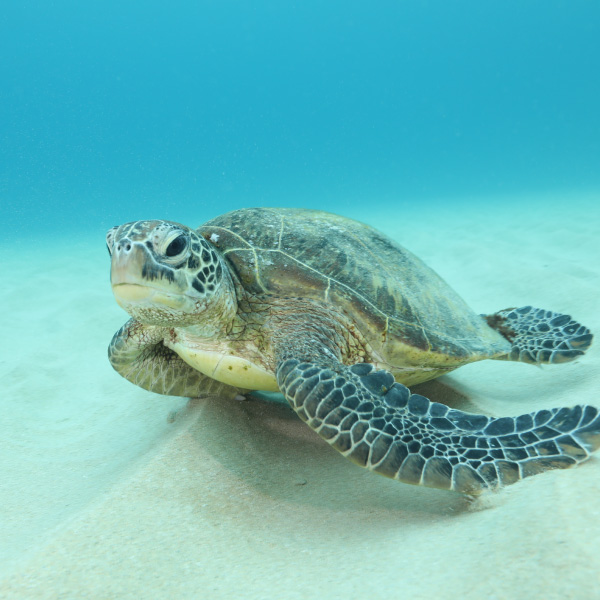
<box><xmin>1</xmin><ymin>194</ymin><xmax>599</xmax><ymax>599</ymax></box>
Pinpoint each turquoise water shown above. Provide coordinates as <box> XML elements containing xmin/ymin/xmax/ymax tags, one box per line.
<box><xmin>1</xmin><ymin>4</ymin><xmax>600</xmax><ymax>595</ymax></box>
<box><xmin>2</xmin><ymin>1</ymin><xmax>599</xmax><ymax>236</ymax></box>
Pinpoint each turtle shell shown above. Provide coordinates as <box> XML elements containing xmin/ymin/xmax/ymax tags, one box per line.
<box><xmin>198</xmin><ymin>208</ymin><xmax>509</xmax><ymax>366</ymax></box>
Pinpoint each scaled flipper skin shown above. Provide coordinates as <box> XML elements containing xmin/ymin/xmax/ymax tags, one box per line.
<box><xmin>276</xmin><ymin>352</ymin><xmax>600</xmax><ymax>494</ymax></box>
<box><xmin>109</xmin><ymin>319</ymin><xmax>243</xmax><ymax>400</ymax></box>
<box><xmin>486</xmin><ymin>306</ymin><xmax>593</xmax><ymax>365</ymax></box>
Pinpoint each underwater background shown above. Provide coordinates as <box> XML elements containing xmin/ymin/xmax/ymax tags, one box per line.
<box><xmin>2</xmin><ymin>2</ymin><xmax>600</xmax><ymax>599</ymax></box>
<box><xmin>2</xmin><ymin>0</ymin><xmax>599</xmax><ymax>236</ymax></box>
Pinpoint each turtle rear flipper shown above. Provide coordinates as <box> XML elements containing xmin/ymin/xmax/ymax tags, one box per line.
<box><xmin>276</xmin><ymin>358</ymin><xmax>600</xmax><ymax>494</ymax></box>
<box><xmin>485</xmin><ymin>306</ymin><xmax>593</xmax><ymax>365</ymax></box>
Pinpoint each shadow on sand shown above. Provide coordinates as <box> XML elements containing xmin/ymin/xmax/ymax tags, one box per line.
<box><xmin>184</xmin><ymin>377</ymin><xmax>482</xmax><ymax>522</ymax></box>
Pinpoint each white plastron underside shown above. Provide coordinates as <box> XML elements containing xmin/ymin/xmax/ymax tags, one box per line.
<box><xmin>165</xmin><ymin>339</ymin><xmax>279</xmax><ymax>392</ymax></box>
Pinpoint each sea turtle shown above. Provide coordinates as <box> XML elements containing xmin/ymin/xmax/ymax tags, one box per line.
<box><xmin>106</xmin><ymin>208</ymin><xmax>598</xmax><ymax>494</ymax></box>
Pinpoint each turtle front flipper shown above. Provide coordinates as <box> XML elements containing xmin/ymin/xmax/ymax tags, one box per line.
<box><xmin>109</xmin><ymin>319</ymin><xmax>243</xmax><ymax>400</ymax></box>
<box><xmin>276</xmin><ymin>357</ymin><xmax>600</xmax><ymax>494</ymax></box>
<box><xmin>486</xmin><ymin>306</ymin><xmax>593</xmax><ymax>364</ymax></box>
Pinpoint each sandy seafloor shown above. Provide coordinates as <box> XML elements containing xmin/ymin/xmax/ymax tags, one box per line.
<box><xmin>1</xmin><ymin>194</ymin><xmax>599</xmax><ymax>600</ymax></box>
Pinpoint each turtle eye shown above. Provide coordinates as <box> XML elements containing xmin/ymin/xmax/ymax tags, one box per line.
<box><xmin>165</xmin><ymin>235</ymin><xmax>188</xmax><ymax>257</ymax></box>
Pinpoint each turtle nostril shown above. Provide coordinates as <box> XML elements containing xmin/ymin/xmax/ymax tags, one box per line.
<box><xmin>116</xmin><ymin>241</ymin><xmax>133</xmax><ymax>253</ymax></box>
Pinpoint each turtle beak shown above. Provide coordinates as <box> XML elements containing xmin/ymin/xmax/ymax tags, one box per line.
<box><xmin>110</xmin><ymin>242</ymin><xmax>158</xmax><ymax>304</ymax></box>
<box><xmin>110</xmin><ymin>239</ymin><xmax>145</xmax><ymax>286</ymax></box>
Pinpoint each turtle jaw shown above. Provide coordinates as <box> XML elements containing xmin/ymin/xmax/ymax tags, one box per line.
<box><xmin>111</xmin><ymin>278</ymin><xmax>204</xmax><ymax>326</ymax></box>
<box><xmin>112</xmin><ymin>283</ymin><xmax>188</xmax><ymax>312</ymax></box>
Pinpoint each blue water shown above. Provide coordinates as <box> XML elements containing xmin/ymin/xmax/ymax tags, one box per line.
<box><xmin>2</xmin><ymin>3</ymin><xmax>600</xmax><ymax>590</ymax></box>
<box><xmin>2</xmin><ymin>0</ymin><xmax>599</xmax><ymax>237</ymax></box>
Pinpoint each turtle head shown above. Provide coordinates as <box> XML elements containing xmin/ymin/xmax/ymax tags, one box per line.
<box><xmin>107</xmin><ymin>220</ymin><xmax>235</xmax><ymax>329</ymax></box>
